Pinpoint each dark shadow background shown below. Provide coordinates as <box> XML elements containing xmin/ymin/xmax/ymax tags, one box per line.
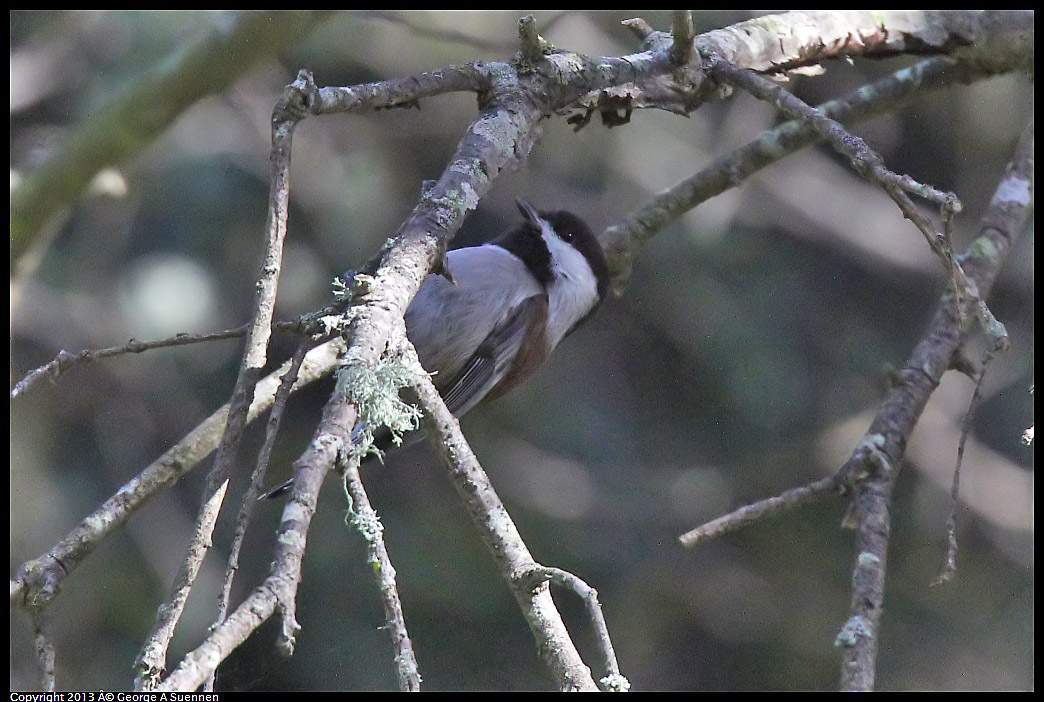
<box><xmin>10</xmin><ymin>10</ymin><xmax>1033</xmax><ymax>691</ymax></box>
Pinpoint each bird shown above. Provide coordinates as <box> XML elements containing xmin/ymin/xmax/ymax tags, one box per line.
<box><xmin>260</xmin><ymin>198</ymin><xmax>609</xmax><ymax>499</ymax></box>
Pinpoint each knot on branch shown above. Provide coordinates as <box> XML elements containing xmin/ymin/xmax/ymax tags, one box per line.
<box><xmin>517</xmin><ymin>566</ymin><xmax>553</xmax><ymax>593</ymax></box>
<box><xmin>518</xmin><ymin>14</ymin><xmax>554</xmax><ymax>66</ymax></box>
<box><xmin>566</xmin><ymin>63</ymin><xmax>709</xmax><ymax>131</ymax></box>
<box><xmin>621</xmin><ymin>17</ymin><xmax>658</xmax><ymax>47</ymax></box>
<box><xmin>841</xmin><ymin>433</ymin><xmax>894</xmax><ymax>490</ymax></box>
<box><xmin>13</xmin><ymin>555</ymin><xmax>66</xmax><ymax>611</ymax></box>
<box><xmin>566</xmin><ymin>86</ymin><xmax>638</xmax><ymax>130</ymax></box>
<box><xmin>277</xmin><ymin>69</ymin><xmax>319</xmax><ymax>122</ymax></box>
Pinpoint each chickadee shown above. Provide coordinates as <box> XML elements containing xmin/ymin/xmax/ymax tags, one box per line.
<box><xmin>261</xmin><ymin>198</ymin><xmax>608</xmax><ymax>499</ymax></box>
<box><xmin>407</xmin><ymin>197</ymin><xmax>609</xmax><ymax>415</ymax></box>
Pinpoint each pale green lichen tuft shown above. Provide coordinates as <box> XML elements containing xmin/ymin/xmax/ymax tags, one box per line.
<box><xmin>600</xmin><ymin>673</ymin><xmax>631</xmax><ymax>692</ymax></box>
<box><xmin>335</xmin><ymin>347</ymin><xmax>426</xmax><ymax>462</ymax></box>
<box><xmin>835</xmin><ymin>615</ymin><xmax>872</xmax><ymax>647</ymax></box>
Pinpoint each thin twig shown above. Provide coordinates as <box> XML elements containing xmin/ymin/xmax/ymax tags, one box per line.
<box><xmin>134</xmin><ymin>71</ymin><xmax>315</xmax><ymax>690</ymax></box>
<box><xmin>208</xmin><ymin>337</ymin><xmax>315</xmax><ymax>690</ymax></box>
<box><xmin>679</xmin><ymin>475</ymin><xmax>845</xmax><ymax>547</ymax></box>
<box><xmin>930</xmin><ymin>344</ymin><xmax>1002</xmax><ymax>586</ymax></box>
<box><xmin>670</xmin><ymin>119</ymin><xmax>1031</xmax><ymax>690</ymax></box>
<box><xmin>11</xmin><ymin>325</ymin><xmax>249</xmax><ymax>400</ymax></box>
<box><xmin>707</xmin><ymin>58</ymin><xmax>964</xmax><ymax>267</ymax></box>
<box><xmin>703</xmin><ymin>59</ymin><xmax>1013</xmax><ymax>340</ymax></box>
<box><xmin>12</xmin><ymin>315</ymin><xmax>322</xmax><ymax>400</ymax></box>
<box><xmin>31</xmin><ymin>613</ymin><xmax>56</xmax><ymax>692</ymax></box>
<box><xmin>523</xmin><ymin>566</ymin><xmax>628</xmax><ymax>691</ymax></box>
<box><xmin>155</xmin><ymin>392</ymin><xmax>357</xmax><ymax>691</ymax></box>
<box><xmin>602</xmin><ymin>56</ymin><xmax>1002</xmax><ymax>291</ymax></box>
<box><xmin>670</xmin><ymin>10</ymin><xmax>694</xmax><ymax>65</ymax></box>
<box><xmin>9</xmin><ymin>338</ymin><xmax>344</xmax><ymax>614</ymax></box>
<box><xmin>837</xmin><ymin>120</ymin><xmax>1033</xmax><ymax>691</ymax></box>
<box><xmin>341</xmin><ymin>453</ymin><xmax>422</xmax><ymax>692</ymax></box>
<box><xmin>621</xmin><ymin>17</ymin><xmax>656</xmax><ymax>42</ymax></box>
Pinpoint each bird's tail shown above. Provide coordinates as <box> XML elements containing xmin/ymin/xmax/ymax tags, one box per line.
<box><xmin>258</xmin><ymin>418</ymin><xmax>426</xmax><ymax>500</ymax></box>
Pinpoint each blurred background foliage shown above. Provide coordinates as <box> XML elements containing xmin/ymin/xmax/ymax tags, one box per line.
<box><xmin>10</xmin><ymin>10</ymin><xmax>1033</xmax><ymax>691</ymax></box>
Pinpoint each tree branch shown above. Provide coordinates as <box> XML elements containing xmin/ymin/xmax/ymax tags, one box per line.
<box><xmin>9</xmin><ymin>339</ymin><xmax>344</xmax><ymax>611</ymax></box>
<box><xmin>9</xmin><ymin>11</ymin><xmax>1032</xmax><ymax>691</ymax></box>
<box><xmin>837</xmin><ymin>119</ymin><xmax>1032</xmax><ymax>691</ymax></box>
<box><xmin>156</xmin><ymin>390</ymin><xmax>357</xmax><ymax>691</ymax></box>
<box><xmin>11</xmin><ymin>11</ymin><xmax>334</xmax><ymax>262</ymax></box>
<box><xmin>403</xmin><ymin>334</ymin><xmax>602</xmax><ymax>691</ymax></box>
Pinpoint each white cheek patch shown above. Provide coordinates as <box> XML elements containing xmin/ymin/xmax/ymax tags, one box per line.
<box><xmin>539</xmin><ymin>219</ymin><xmax>600</xmax><ymax>347</ymax></box>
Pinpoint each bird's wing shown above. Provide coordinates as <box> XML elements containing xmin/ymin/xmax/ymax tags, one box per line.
<box><xmin>438</xmin><ymin>293</ymin><xmax>548</xmax><ymax>417</ymax></box>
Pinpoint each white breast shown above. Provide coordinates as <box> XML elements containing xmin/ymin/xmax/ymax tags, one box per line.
<box><xmin>539</xmin><ymin>221</ymin><xmax>600</xmax><ymax>347</ymax></box>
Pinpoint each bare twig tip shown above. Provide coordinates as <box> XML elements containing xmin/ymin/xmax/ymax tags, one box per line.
<box><xmin>621</xmin><ymin>18</ymin><xmax>655</xmax><ymax>41</ymax></box>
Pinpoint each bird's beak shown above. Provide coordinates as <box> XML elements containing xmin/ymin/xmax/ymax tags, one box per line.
<box><xmin>516</xmin><ymin>197</ymin><xmax>542</xmax><ymax>224</ymax></box>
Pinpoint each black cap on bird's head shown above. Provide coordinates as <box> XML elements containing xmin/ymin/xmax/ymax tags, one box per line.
<box><xmin>509</xmin><ymin>198</ymin><xmax>610</xmax><ymax>302</ymax></box>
